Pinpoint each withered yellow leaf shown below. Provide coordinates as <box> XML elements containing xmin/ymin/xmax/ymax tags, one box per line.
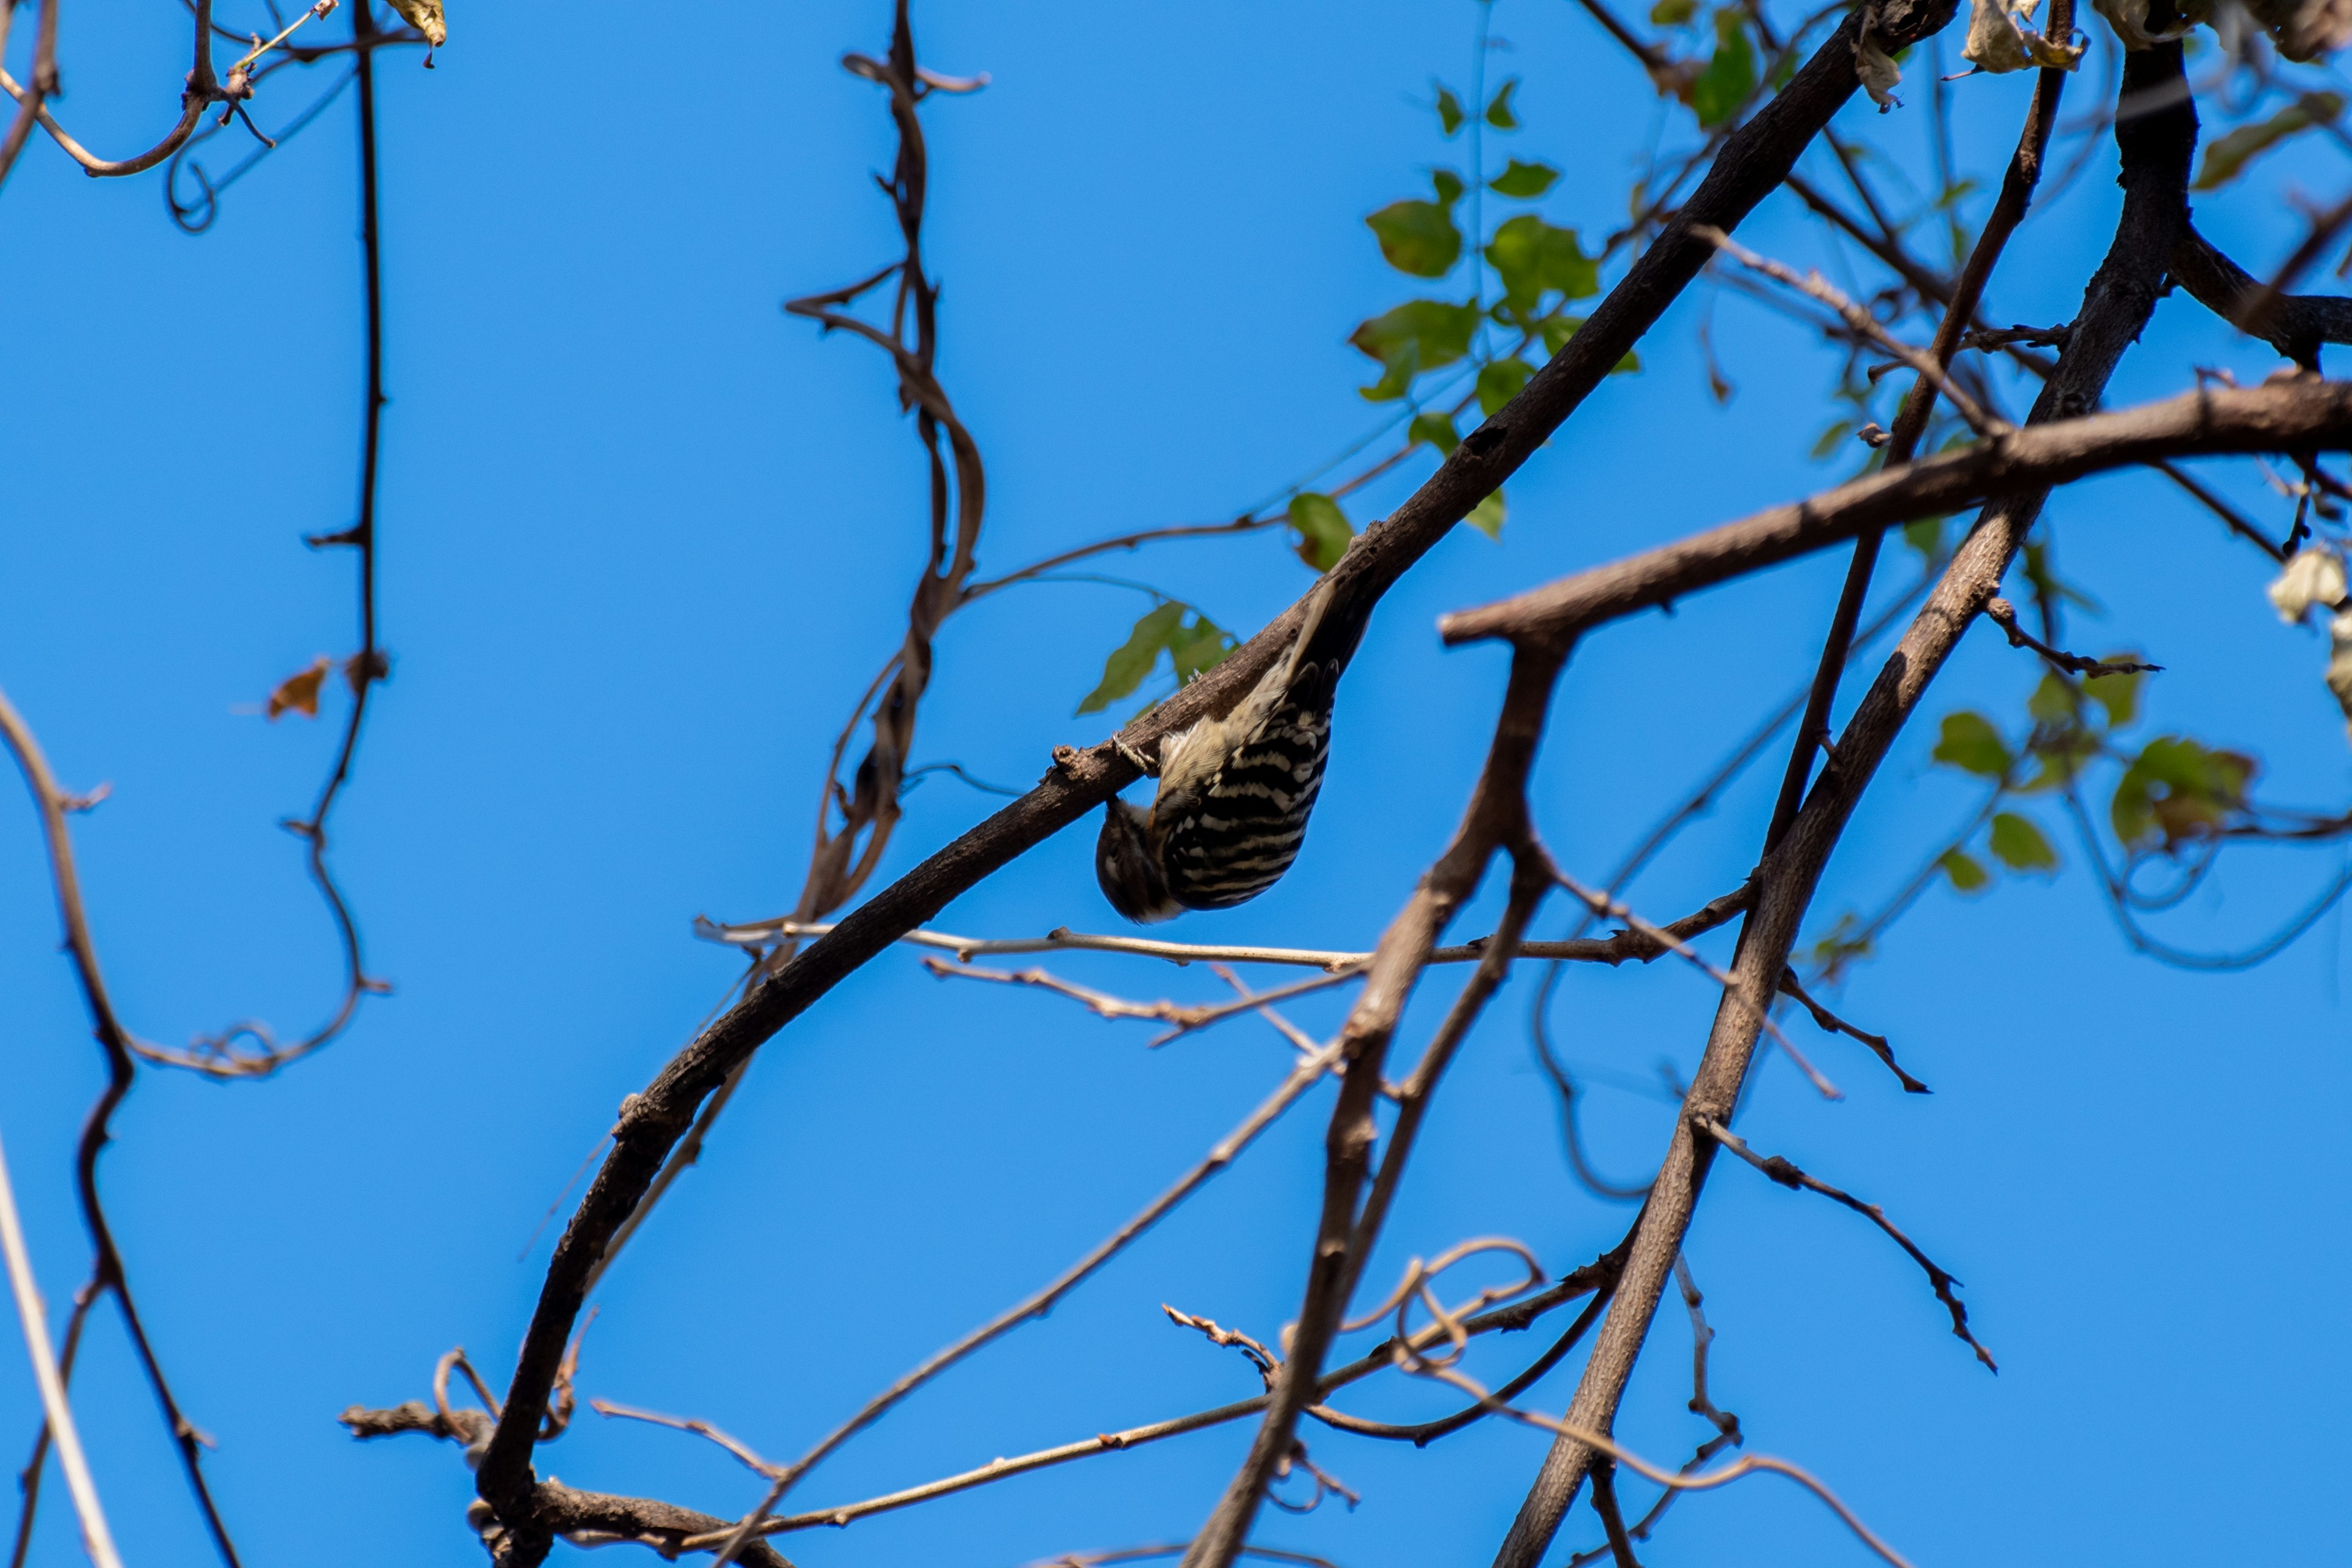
<box><xmin>266</xmin><ymin>657</ymin><xmax>333</xmax><ymax>721</ymax></box>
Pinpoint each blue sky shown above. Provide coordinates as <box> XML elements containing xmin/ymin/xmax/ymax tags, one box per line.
<box><xmin>2</xmin><ymin>2</ymin><xmax>2348</xmax><ymax>1565</ymax></box>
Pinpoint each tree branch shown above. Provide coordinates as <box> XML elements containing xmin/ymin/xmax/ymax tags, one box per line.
<box><xmin>466</xmin><ymin>0</ymin><xmax>1969</xmax><ymax>1542</ymax></box>
<box><xmin>1438</xmin><ymin>380</ymin><xmax>2352</xmax><ymax>650</ymax></box>
<box><xmin>1485</xmin><ymin>40</ymin><xmax>2198</xmax><ymax>1567</ymax></box>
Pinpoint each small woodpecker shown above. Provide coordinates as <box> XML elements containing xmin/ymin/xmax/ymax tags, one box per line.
<box><xmin>1095</xmin><ymin>570</ymin><xmax>1368</xmax><ymax>922</ymax></box>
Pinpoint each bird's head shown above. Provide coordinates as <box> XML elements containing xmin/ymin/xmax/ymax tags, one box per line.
<box><xmin>1095</xmin><ymin>796</ymin><xmax>1183</xmax><ymax>924</ymax></box>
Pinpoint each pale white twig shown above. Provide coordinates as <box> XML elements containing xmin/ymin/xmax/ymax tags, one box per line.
<box><xmin>233</xmin><ymin>0</ymin><xmax>339</xmax><ymax>72</ymax></box>
<box><xmin>0</xmin><ymin>1126</ymin><xmax>122</xmax><ymax>1568</ymax></box>
<box><xmin>694</xmin><ymin>917</ymin><xmax>1691</xmax><ymax>973</ymax></box>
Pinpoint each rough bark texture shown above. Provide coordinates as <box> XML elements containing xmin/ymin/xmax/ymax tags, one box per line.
<box><xmin>472</xmin><ymin>0</ymin><xmax>1964</xmax><ymax>1547</ymax></box>
<box><xmin>2170</xmin><ymin>222</ymin><xmax>2352</xmax><ymax>368</ymax></box>
<box><xmin>1485</xmin><ymin>40</ymin><xmax>2199</xmax><ymax>1568</ymax></box>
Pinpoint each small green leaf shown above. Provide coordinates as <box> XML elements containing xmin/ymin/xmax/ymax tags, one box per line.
<box><xmin>1484</xmin><ymin>78</ymin><xmax>1521</xmax><ymax>130</ymax></box>
<box><xmin>1431</xmin><ymin>168</ymin><xmax>1466</xmax><ymax>206</ymax></box>
<box><xmin>1287</xmin><ymin>492</ymin><xmax>1354</xmax><ymax>571</ymax></box>
<box><xmin>1477</xmin><ymin>355</ymin><xmax>1536</xmax><ymax>415</ymax></box>
<box><xmin>1348</xmin><ymin>297</ymin><xmax>1482</xmax><ymax>400</ymax></box>
<box><xmin>1540</xmin><ymin>313</ymin><xmax>1584</xmax><ymax>358</ymax></box>
<box><xmin>1488</xmin><ymin>159</ymin><xmax>1560</xmax><ymax>198</ymax></box>
<box><xmin>2110</xmin><ymin>736</ymin><xmax>2255</xmax><ymax>850</ymax></box>
<box><xmin>1989</xmin><ymin>812</ymin><xmax>2059</xmax><ymax>872</ymax></box>
<box><xmin>1485</xmin><ymin>214</ymin><xmax>1599</xmax><ymax>314</ymax></box>
<box><xmin>1409</xmin><ymin>411</ymin><xmax>1460</xmax><ymax>454</ymax></box>
<box><xmin>1932</xmin><ymin>711</ymin><xmax>2013</xmax><ymax>777</ymax></box>
<box><xmin>2021</xmin><ymin>537</ymin><xmax>2102</xmax><ymax>616</ymax></box>
<box><xmin>1650</xmin><ymin>0</ymin><xmax>1698</xmax><ymax>21</ymax></box>
<box><xmin>1168</xmin><ymin>612</ymin><xmax>1235</xmax><ymax>684</ymax></box>
<box><xmin>1079</xmin><ymin>601</ymin><xmax>1185</xmax><ymax>715</ymax></box>
<box><xmin>1466</xmin><ymin>487</ymin><xmax>1506</xmax><ymax>539</ymax></box>
<box><xmin>2084</xmin><ymin>663</ymin><xmax>2143</xmax><ymax>729</ymax></box>
<box><xmin>2016</xmin><ymin>727</ymin><xmax>2097</xmax><ymax>795</ymax></box>
<box><xmin>1938</xmin><ymin>847</ymin><xmax>1991</xmax><ymax>893</ymax></box>
<box><xmin>1809</xmin><ymin>420</ymin><xmax>1855</xmax><ymax>459</ymax></box>
<box><xmin>1367</xmin><ymin>180</ymin><xmax>1466</xmax><ymax>279</ymax></box>
<box><xmin>2026</xmin><ymin>671</ymin><xmax>2077</xmax><ymax>726</ymax></box>
<box><xmin>1902</xmin><ymin>517</ymin><xmax>1945</xmax><ymax>560</ymax></box>
<box><xmin>1434</xmin><ymin>81</ymin><xmax>1466</xmax><ymax>136</ymax></box>
<box><xmin>2195</xmin><ymin>92</ymin><xmax>2343</xmax><ymax>190</ymax></box>
<box><xmin>1690</xmin><ymin>8</ymin><xmax>1757</xmax><ymax>129</ymax></box>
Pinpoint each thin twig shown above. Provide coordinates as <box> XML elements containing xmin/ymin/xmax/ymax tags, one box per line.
<box><xmin>1982</xmin><ymin>597</ymin><xmax>2162</xmax><ymax>679</ymax></box>
<box><xmin>1695</xmin><ymin>226</ymin><xmax>2009</xmax><ymax>437</ymax></box>
<box><xmin>0</xmin><ymin>1128</ymin><xmax>120</xmax><ymax>1568</ymax></box>
<box><xmin>1693</xmin><ymin>1116</ymin><xmax>1994</xmax><ymax>1371</ymax></box>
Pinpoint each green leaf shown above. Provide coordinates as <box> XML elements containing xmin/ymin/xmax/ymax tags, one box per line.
<box><xmin>1431</xmin><ymin>168</ymin><xmax>1466</xmax><ymax>206</ymax></box>
<box><xmin>2110</xmin><ymin>736</ymin><xmax>2256</xmax><ymax>850</ymax></box>
<box><xmin>2021</xmin><ymin>537</ymin><xmax>2102</xmax><ymax>616</ymax></box>
<box><xmin>1078</xmin><ymin>601</ymin><xmax>1185</xmax><ymax>715</ymax></box>
<box><xmin>1938</xmin><ymin>847</ymin><xmax>1991</xmax><ymax>894</ymax></box>
<box><xmin>1485</xmin><ymin>214</ymin><xmax>1599</xmax><ymax>314</ymax></box>
<box><xmin>1932</xmin><ymin>711</ymin><xmax>2012</xmax><ymax>778</ymax></box>
<box><xmin>1488</xmin><ymin>159</ymin><xmax>1559</xmax><ymax>198</ymax></box>
<box><xmin>1989</xmin><ymin>812</ymin><xmax>2059</xmax><ymax>872</ymax></box>
<box><xmin>1477</xmin><ymin>355</ymin><xmax>1536</xmax><ymax>415</ymax></box>
<box><xmin>1287</xmin><ymin>492</ymin><xmax>1354</xmax><ymax>571</ymax></box>
<box><xmin>1650</xmin><ymin>0</ymin><xmax>1698</xmax><ymax>22</ymax></box>
<box><xmin>1809</xmin><ymin>420</ymin><xmax>1855</xmax><ymax>459</ymax></box>
<box><xmin>1466</xmin><ymin>487</ymin><xmax>1506</xmax><ymax>539</ymax></box>
<box><xmin>1348</xmin><ymin>297</ymin><xmax>1481</xmax><ymax>400</ymax></box>
<box><xmin>1690</xmin><ymin>8</ymin><xmax>1757</xmax><ymax>129</ymax></box>
<box><xmin>1806</xmin><ymin>911</ymin><xmax>1876</xmax><ymax>982</ymax></box>
<box><xmin>2195</xmin><ymin>92</ymin><xmax>2343</xmax><ymax>190</ymax></box>
<box><xmin>1168</xmin><ymin>611</ymin><xmax>1235</xmax><ymax>684</ymax></box>
<box><xmin>1409</xmin><ymin>411</ymin><xmax>1460</xmax><ymax>454</ymax></box>
<box><xmin>1902</xmin><ymin>517</ymin><xmax>1945</xmax><ymax>560</ymax></box>
<box><xmin>1484</xmin><ymin>78</ymin><xmax>1521</xmax><ymax>130</ymax></box>
<box><xmin>2084</xmin><ymin>663</ymin><xmax>2144</xmax><ymax>729</ymax></box>
<box><xmin>1434</xmin><ymin>81</ymin><xmax>1466</xmax><ymax>136</ymax></box>
<box><xmin>2026</xmin><ymin>671</ymin><xmax>2077</xmax><ymax>726</ymax></box>
<box><xmin>1368</xmin><ymin>199</ymin><xmax>1464</xmax><ymax>279</ymax></box>
<box><xmin>1540</xmin><ymin>312</ymin><xmax>1584</xmax><ymax>358</ymax></box>
<box><xmin>2016</xmin><ymin>726</ymin><xmax>2097</xmax><ymax>795</ymax></box>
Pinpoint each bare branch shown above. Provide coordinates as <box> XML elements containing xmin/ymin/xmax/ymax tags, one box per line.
<box><xmin>1693</xmin><ymin>1116</ymin><xmax>1994</xmax><ymax>1370</ymax></box>
<box><xmin>1982</xmin><ymin>596</ymin><xmax>2162</xmax><ymax>679</ymax></box>
<box><xmin>1442</xmin><ymin>380</ymin><xmax>2352</xmax><ymax>650</ymax></box>
<box><xmin>0</xmin><ymin>1129</ymin><xmax>119</xmax><ymax>1568</ymax></box>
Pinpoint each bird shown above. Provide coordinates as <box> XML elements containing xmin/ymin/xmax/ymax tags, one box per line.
<box><xmin>1094</xmin><ymin>570</ymin><xmax>1368</xmax><ymax>922</ymax></box>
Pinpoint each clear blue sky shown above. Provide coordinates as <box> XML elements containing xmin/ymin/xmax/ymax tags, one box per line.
<box><xmin>2</xmin><ymin>2</ymin><xmax>2347</xmax><ymax>1564</ymax></box>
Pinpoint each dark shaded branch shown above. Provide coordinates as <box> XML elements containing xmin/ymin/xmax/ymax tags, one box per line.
<box><xmin>1178</xmin><ymin>645</ymin><xmax>1566</xmax><ymax>1568</ymax></box>
<box><xmin>1776</xmin><ymin>969</ymin><xmax>1926</xmax><ymax>1093</ymax></box>
<box><xmin>1694</xmin><ymin>1117</ymin><xmax>1991</xmax><ymax>1368</ymax></box>
<box><xmin>1439</xmin><ymin>380</ymin><xmax>2352</xmax><ymax>649</ymax></box>
<box><xmin>1981</xmin><ymin>596</ymin><xmax>2160</xmax><ymax>678</ymax></box>
<box><xmin>2168</xmin><ymin>222</ymin><xmax>2352</xmax><ymax>369</ymax></box>
<box><xmin>0</xmin><ymin>693</ymin><xmax>244</xmax><ymax>1567</ymax></box>
<box><xmin>1762</xmin><ymin>31</ymin><xmax>2070</xmax><ymax>853</ymax></box>
<box><xmin>468</xmin><ymin>0</ymin><xmax>1971</xmax><ymax>1540</ymax></box>
<box><xmin>1486</xmin><ymin>42</ymin><xmax>2197</xmax><ymax>1567</ymax></box>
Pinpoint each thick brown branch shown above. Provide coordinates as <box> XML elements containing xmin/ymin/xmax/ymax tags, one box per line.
<box><xmin>1488</xmin><ymin>40</ymin><xmax>2198</xmax><ymax>1567</ymax></box>
<box><xmin>469</xmin><ymin>0</ymin><xmax>1966</xmax><ymax>1542</ymax></box>
<box><xmin>1440</xmin><ymin>380</ymin><xmax>2352</xmax><ymax>649</ymax></box>
<box><xmin>2171</xmin><ymin>222</ymin><xmax>2352</xmax><ymax>369</ymax></box>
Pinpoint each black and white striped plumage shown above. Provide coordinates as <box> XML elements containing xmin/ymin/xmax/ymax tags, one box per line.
<box><xmin>1095</xmin><ymin>577</ymin><xmax>1361</xmax><ymax>923</ymax></box>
